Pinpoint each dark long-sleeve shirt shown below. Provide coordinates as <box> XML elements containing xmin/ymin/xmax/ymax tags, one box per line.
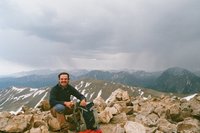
<box><xmin>49</xmin><ymin>84</ymin><xmax>85</xmax><ymax>108</ymax></box>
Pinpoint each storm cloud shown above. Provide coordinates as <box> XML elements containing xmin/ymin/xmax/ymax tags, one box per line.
<box><xmin>0</xmin><ymin>0</ymin><xmax>200</xmax><ymax>74</ymax></box>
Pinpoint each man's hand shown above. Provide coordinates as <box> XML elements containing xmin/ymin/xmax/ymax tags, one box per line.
<box><xmin>64</xmin><ymin>101</ymin><xmax>74</xmax><ymax>108</ymax></box>
<box><xmin>80</xmin><ymin>99</ymin><xmax>86</xmax><ymax>106</ymax></box>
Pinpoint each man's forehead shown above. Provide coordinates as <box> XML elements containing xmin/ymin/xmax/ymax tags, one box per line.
<box><xmin>60</xmin><ymin>74</ymin><xmax>68</xmax><ymax>78</ymax></box>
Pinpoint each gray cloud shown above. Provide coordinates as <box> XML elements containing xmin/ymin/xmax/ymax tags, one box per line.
<box><xmin>0</xmin><ymin>0</ymin><xmax>200</xmax><ymax>74</ymax></box>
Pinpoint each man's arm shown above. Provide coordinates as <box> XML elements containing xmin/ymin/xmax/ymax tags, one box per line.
<box><xmin>80</xmin><ymin>99</ymin><xmax>86</xmax><ymax>106</ymax></box>
<box><xmin>49</xmin><ymin>87</ymin><xmax>65</xmax><ymax>107</ymax></box>
<box><xmin>69</xmin><ymin>85</ymin><xmax>86</xmax><ymax>106</ymax></box>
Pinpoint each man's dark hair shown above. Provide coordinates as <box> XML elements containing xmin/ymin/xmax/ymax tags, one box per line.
<box><xmin>58</xmin><ymin>72</ymin><xmax>70</xmax><ymax>79</ymax></box>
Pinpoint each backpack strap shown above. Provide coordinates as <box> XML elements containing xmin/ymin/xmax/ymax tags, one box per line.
<box><xmin>72</xmin><ymin>102</ymin><xmax>87</xmax><ymax>132</ymax></box>
<box><xmin>73</xmin><ymin>102</ymin><xmax>81</xmax><ymax>131</ymax></box>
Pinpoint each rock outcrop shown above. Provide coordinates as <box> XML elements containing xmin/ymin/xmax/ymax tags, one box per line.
<box><xmin>0</xmin><ymin>88</ymin><xmax>200</xmax><ymax>133</ymax></box>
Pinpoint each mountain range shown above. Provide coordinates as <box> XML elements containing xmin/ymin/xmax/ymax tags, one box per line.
<box><xmin>0</xmin><ymin>78</ymin><xmax>186</xmax><ymax>113</ymax></box>
<box><xmin>0</xmin><ymin>67</ymin><xmax>200</xmax><ymax>94</ymax></box>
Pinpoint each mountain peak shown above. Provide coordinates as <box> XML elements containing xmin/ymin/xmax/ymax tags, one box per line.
<box><xmin>165</xmin><ymin>67</ymin><xmax>192</xmax><ymax>76</ymax></box>
<box><xmin>155</xmin><ymin>67</ymin><xmax>200</xmax><ymax>93</ymax></box>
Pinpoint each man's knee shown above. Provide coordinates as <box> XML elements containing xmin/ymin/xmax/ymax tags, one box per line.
<box><xmin>51</xmin><ymin>104</ymin><xmax>73</xmax><ymax>116</ymax></box>
<box><xmin>51</xmin><ymin>104</ymin><xmax>66</xmax><ymax>116</ymax></box>
<box><xmin>55</xmin><ymin>104</ymin><xmax>66</xmax><ymax>113</ymax></box>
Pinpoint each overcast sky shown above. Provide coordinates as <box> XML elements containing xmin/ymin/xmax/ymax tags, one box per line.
<box><xmin>0</xmin><ymin>0</ymin><xmax>200</xmax><ymax>75</ymax></box>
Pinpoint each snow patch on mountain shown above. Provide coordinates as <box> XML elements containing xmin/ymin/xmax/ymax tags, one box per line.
<box><xmin>85</xmin><ymin>82</ymin><xmax>91</xmax><ymax>88</ymax></box>
<box><xmin>81</xmin><ymin>89</ymin><xmax>86</xmax><ymax>95</ymax></box>
<box><xmin>84</xmin><ymin>93</ymin><xmax>89</xmax><ymax>98</ymax></box>
<box><xmin>182</xmin><ymin>93</ymin><xmax>197</xmax><ymax>101</ymax></box>
<box><xmin>97</xmin><ymin>89</ymin><xmax>102</xmax><ymax>98</ymax></box>
<box><xmin>90</xmin><ymin>92</ymin><xmax>95</xmax><ymax>100</ymax></box>
<box><xmin>138</xmin><ymin>89</ymin><xmax>144</xmax><ymax>96</ymax></box>
<box><xmin>33</xmin><ymin>90</ymin><xmax>46</xmax><ymax>97</ymax></box>
<box><xmin>11</xmin><ymin>86</ymin><xmax>26</xmax><ymax>93</ymax></box>
<box><xmin>34</xmin><ymin>91</ymin><xmax>48</xmax><ymax>108</ymax></box>
<box><xmin>75</xmin><ymin>81</ymin><xmax>84</xmax><ymax>90</ymax></box>
<box><xmin>10</xmin><ymin>105</ymin><xmax>24</xmax><ymax>115</ymax></box>
<box><xmin>0</xmin><ymin>98</ymin><xmax>9</xmax><ymax>106</ymax></box>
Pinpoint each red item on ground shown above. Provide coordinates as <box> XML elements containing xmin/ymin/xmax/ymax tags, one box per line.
<box><xmin>79</xmin><ymin>129</ymin><xmax>102</xmax><ymax>133</ymax></box>
<box><xmin>79</xmin><ymin>130</ymin><xmax>91</xmax><ymax>133</ymax></box>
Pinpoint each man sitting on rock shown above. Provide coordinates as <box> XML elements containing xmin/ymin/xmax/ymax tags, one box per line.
<box><xmin>49</xmin><ymin>72</ymin><xmax>86</xmax><ymax>132</ymax></box>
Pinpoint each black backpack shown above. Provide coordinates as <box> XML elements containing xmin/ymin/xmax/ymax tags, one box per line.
<box><xmin>73</xmin><ymin>102</ymin><xmax>99</xmax><ymax>132</ymax></box>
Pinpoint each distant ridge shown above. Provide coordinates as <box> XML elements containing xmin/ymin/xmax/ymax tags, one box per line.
<box><xmin>0</xmin><ymin>67</ymin><xmax>200</xmax><ymax>94</ymax></box>
<box><xmin>155</xmin><ymin>67</ymin><xmax>200</xmax><ymax>93</ymax></box>
<box><xmin>79</xmin><ymin>70</ymin><xmax>160</xmax><ymax>87</ymax></box>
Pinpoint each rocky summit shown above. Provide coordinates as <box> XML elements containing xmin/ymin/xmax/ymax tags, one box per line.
<box><xmin>0</xmin><ymin>89</ymin><xmax>200</xmax><ymax>133</ymax></box>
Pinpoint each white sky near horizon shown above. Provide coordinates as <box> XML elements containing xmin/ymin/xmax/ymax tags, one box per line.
<box><xmin>0</xmin><ymin>0</ymin><xmax>200</xmax><ymax>75</ymax></box>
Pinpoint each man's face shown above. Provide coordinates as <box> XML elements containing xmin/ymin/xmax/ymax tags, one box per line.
<box><xmin>59</xmin><ymin>74</ymin><xmax>69</xmax><ymax>87</ymax></box>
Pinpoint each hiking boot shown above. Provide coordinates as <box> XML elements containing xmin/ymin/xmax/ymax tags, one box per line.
<box><xmin>50</xmin><ymin>108</ymin><xmax>57</xmax><ymax>117</ymax></box>
<box><xmin>60</xmin><ymin>123</ymin><xmax>70</xmax><ymax>133</ymax></box>
<box><xmin>68</xmin><ymin>122</ymin><xmax>76</xmax><ymax>131</ymax></box>
<box><xmin>60</xmin><ymin>127</ymin><xmax>68</xmax><ymax>133</ymax></box>
<box><xmin>56</xmin><ymin>112</ymin><xmax>67</xmax><ymax>126</ymax></box>
<box><xmin>61</xmin><ymin>123</ymin><xmax>70</xmax><ymax>128</ymax></box>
